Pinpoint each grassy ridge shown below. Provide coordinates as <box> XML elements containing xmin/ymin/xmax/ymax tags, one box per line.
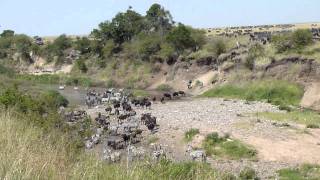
<box><xmin>201</xmin><ymin>80</ymin><xmax>304</xmax><ymax>109</ymax></box>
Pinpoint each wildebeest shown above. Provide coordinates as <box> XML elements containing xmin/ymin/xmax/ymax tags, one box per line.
<box><xmin>178</xmin><ymin>91</ymin><xmax>186</xmax><ymax>96</ymax></box>
<box><xmin>122</xmin><ymin>102</ymin><xmax>132</xmax><ymax>111</ymax></box>
<box><xmin>141</xmin><ymin>113</ymin><xmax>157</xmax><ymax>132</ymax></box>
<box><xmin>95</xmin><ymin>113</ymin><xmax>110</xmax><ymax>127</ymax></box>
<box><xmin>172</xmin><ymin>92</ymin><xmax>179</xmax><ymax>97</ymax></box>
<box><xmin>105</xmin><ymin>106</ymin><xmax>112</xmax><ymax>113</ymax></box>
<box><xmin>163</xmin><ymin>93</ymin><xmax>172</xmax><ymax>100</ymax></box>
<box><xmin>113</xmin><ymin>102</ymin><xmax>121</xmax><ymax>109</ymax></box>
<box><xmin>160</xmin><ymin>97</ymin><xmax>165</xmax><ymax>103</ymax></box>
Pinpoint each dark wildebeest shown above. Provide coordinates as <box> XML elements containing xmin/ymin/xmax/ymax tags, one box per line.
<box><xmin>163</xmin><ymin>93</ymin><xmax>172</xmax><ymax>100</ymax></box>
<box><xmin>160</xmin><ymin>97</ymin><xmax>165</xmax><ymax>103</ymax></box>
<box><xmin>144</xmin><ymin>100</ymin><xmax>152</xmax><ymax>109</ymax></box>
<box><xmin>172</xmin><ymin>92</ymin><xmax>179</xmax><ymax>97</ymax></box>
<box><xmin>178</xmin><ymin>91</ymin><xmax>186</xmax><ymax>96</ymax></box>
<box><xmin>113</xmin><ymin>101</ymin><xmax>120</xmax><ymax>109</ymax></box>
<box><xmin>152</xmin><ymin>97</ymin><xmax>156</xmax><ymax>102</ymax></box>
<box><xmin>122</xmin><ymin>102</ymin><xmax>132</xmax><ymax>111</ymax></box>
<box><xmin>105</xmin><ymin>106</ymin><xmax>112</xmax><ymax>113</ymax></box>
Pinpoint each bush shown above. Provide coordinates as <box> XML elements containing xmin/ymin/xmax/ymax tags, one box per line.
<box><xmin>306</xmin><ymin>124</ymin><xmax>319</xmax><ymax>129</ymax></box>
<box><xmin>239</xmin><ymin>167</ymin><xmax>258</xmax><ymax>180</ymax></box>
<box><xmin>245</xmin><ymin>43</ymin><xmax>265</xmax><ymax>70</ymax></box>
<box><xmin>106</xmin><ymin>79</ymin><xmax>117</xmax><ymax>88</ymax></box>
<box><xmin>184</xmin><ymin>128</ymin><xmax>200</xmax><ymax>142</ymax></box>
<box><xmin>272</xmin><ymin>29</ymin><xmax>313</xmax><ymax>53</ymax></box>
<box><xmin>207</xmin><ymin>38</ymin><xmax>227</xmax><ymax>57</ymax></box>
<box><xmin>202</xmin><ymin>132</ymin><xmax>256</xmax><ymax>159</ymax></box>
<box><xmin>75</xmin><ymin>59</ymin><xmax>88</xmax><ymax>73</ymax></box>
<box><xmin>40</xmin><ymin>90</ymin><xmax>69</xmax><ymax>108</ymax></box>
<box><xmin>272</xmin><ymin>33</ymin><xmax>293</xmax><ymax>53</ymax></box>
<box><xmin>292</xmin><ymin>29</ymin><xmax>313</xmax><ymax>49</ymax></box>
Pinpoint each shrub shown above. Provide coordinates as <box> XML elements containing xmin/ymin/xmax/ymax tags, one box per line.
<box><xmin>202</xmin><ymin>132</ymin><xmax>256</xmax><ymax>159</ymax></box>
<box><xmin>75</xmin><ymin>59</ymin><xmax>88</xmax><ymax>73</ymax></box>
<box><xmin>184</xmin><ymin>128</ymin><xmax>200</xmax><ymax>142</ymax></box>
<box><xmin>272</xmin><ymin>33</ymin><xmax>292</xmax><ymax>53</ymax></box>
<box><xmin>245</xmin><ymin>43</ymin><xmax>265</xmax><ymax>70</ymax></box>
<box><xmin>207</xmin><ymin>38</ymin><xmax>227</xmax><ymax>57</ymax></box>
<box><xmin>106</xmin><ymin>79</ymin><xmax>117</xmax><ymax>88</ymax></box>
<box><xmin>306</xmin><ymin>124</ymin><xmax>319</xmax><ymax>129</ymax></box>
<box><xmin>239</xmin><ymin>167</ymin><xmax>258</xmax><ymax>180</ymax></box>
<box><xmin>272</xmin><ymin>29</ymin><xmax>313</xmax><ymax>53</ymax></box>
<box><xmin>40</xmin><ymin>90</ymin><xmax>69</xmax><ymax>108</ymax></box>
<box><xmin>292</xmin><ymin>29</ymin><xmax>313</xmax><ymax>49</ymax></box>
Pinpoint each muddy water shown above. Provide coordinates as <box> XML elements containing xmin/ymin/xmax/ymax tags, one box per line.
<box><xmin>36</xmin><ymin>84</ymin><xmax>167</xmax><ymax>106</ymax></box>
<box><xmin>36</xmin><ymin>85</ymin><xmax>105</xmax><ymax>106</ymax></box>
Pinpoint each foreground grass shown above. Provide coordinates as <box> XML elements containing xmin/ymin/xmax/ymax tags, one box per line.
<box><xmin>257</xmin><ymin>109</ymin><xmax>320</xmax><ymax>128</ymax></box>
<box><xmin>201</xmin><ymin>80</ymin><xmax>304</xmax><ymax>110</ymax></box>
<box><xmin>0</xmin><ymin>110</ymin><xmax>220</xmax><ymax>179</ymax></box>
<box><xmin>278</xmin><ymin>164</ymin><xmax>320</xmax><ymax>180</ymax></box>
<box><xmin>202</xmin><ymin>133</ymin><xmax>257</xmax><ymax>160</ymax></box>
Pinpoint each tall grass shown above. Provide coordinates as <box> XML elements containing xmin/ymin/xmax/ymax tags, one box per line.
<box><xmin>201</xmin><ymin>80</ymin><xmax>304</xmax><ymax>109</ymax></box>
<box><xmin>0</xmin><ymin>109</ymin><xmax>220</xmax><ymax>179</ymax></box>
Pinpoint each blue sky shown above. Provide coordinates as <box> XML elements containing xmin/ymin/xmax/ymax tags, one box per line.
<box><xmin>0</xmin><ymin>0</ymin><xmax>319</xmax><ymax>36</ymax></box>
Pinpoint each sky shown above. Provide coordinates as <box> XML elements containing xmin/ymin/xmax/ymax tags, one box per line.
<box><xmin>0</xmin><ymin>0</ymin><xmax>319</xmax><ymax>36</ymax></box>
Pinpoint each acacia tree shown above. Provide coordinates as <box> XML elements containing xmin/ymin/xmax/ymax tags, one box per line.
<box><xmin>91</xmin><ymin>8</ymin><xmax>144</xmax><ymax>45</ymax></box>
<box><xmin>166</xmin><ymin>23</ymin><xmax>195</xmax><ymax>53</ymax></box>
<box><xmin>146</xmin><ymin>3</ymin><xmax>174</xmax><ymax>36</ymax></box>
<box><xmin>0</xmin><ymin>30</ymin><xmax>14</xmax><ymax>38</ymax></box>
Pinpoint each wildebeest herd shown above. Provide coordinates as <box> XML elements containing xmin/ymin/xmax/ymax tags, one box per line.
<box><xmin>61</xmin><ymin>88</ymin><xmax>206</xmax><ymax>162</ymax></box>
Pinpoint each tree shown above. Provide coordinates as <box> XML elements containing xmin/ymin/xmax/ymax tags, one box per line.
<box><xmin>0</xmin><ymin>30</ymin><xmax>14</xmax><ymax>37</ymax></box>
<box><xmin>166</xmin><ymin>23</ymin><xmax>195</xmax><ymax>52</ymax></box>
<box><xmin>189</xmin><ymin>28</ymin><xmax>206</xmax><ymax>50</ymax></box>
<box><xmin>110</xmin><ymin>9</ymin><xmax>144</xmax><ymax>45</ymax></box>
<box><xmin>74</xmin><ymin>37</ymin><xmax>91</xmax><ymax>54</ymax></box>
<box><xmin>13</xmin><ymin>34</ymin><xmax>32</xmax><ymax>60</ymax></box>
<box><xmin>146</xmin><ymin>3</ymin><xmax>174</xmax><ymax>34</ymax></box>
<box><xmin>291</xmin><ymin>29</ymin><xmax>313</xmax><ymax>48</ymax></box>
<box><xmin>91</xmin><ymin>21</ymin><xmax>113</xmax><ymax>42</ymax></box>
<box><xmin>91</xmin><ymin>8</ymin><xmax>144</xmax><ymax>45</ymax></box>
<box><xmin>137</xmin><ymin>33</ymin><xmax>161</xmax><ymax>61</ymax></box>
<box><xmin>42</xmin><ymin>34</ymin><xmax>72</xmax><ymax>63</ymax></box>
